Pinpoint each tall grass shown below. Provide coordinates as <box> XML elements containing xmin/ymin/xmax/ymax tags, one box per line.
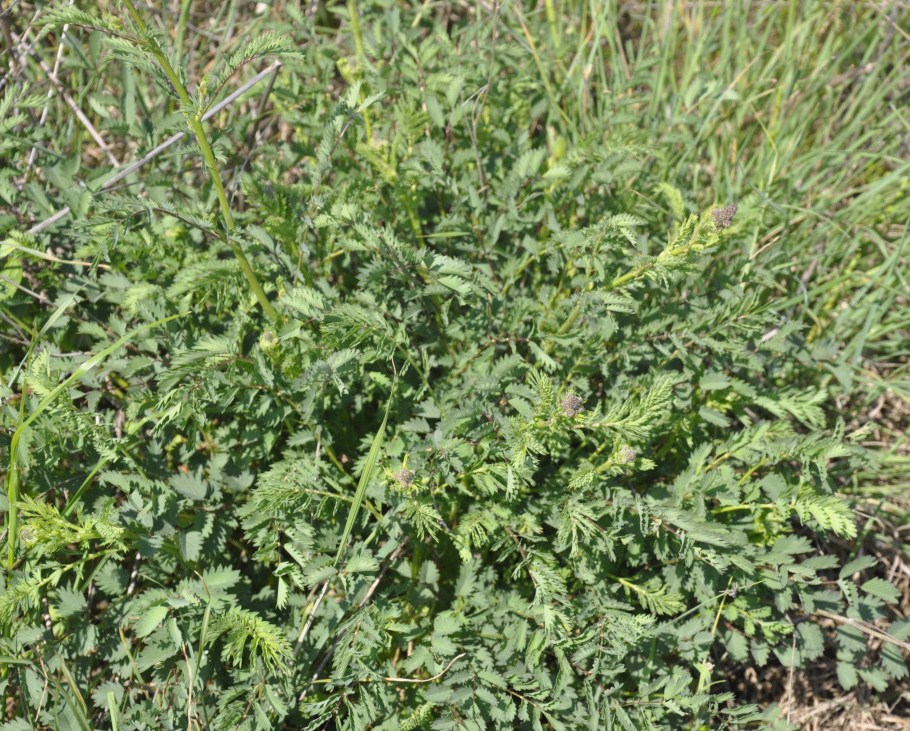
<box><xmin>532</xmin><ymin>0</ymin><xmax>909</xmax><ymax>479</ymax></box>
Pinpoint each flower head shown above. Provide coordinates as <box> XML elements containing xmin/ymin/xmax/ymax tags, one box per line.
<box><xmin>393</xmin><ymin>468</ymin><xmax>416</xmax><ymax>488</ymax></box>
<box><xmin>560</xmin><ymin>392</ymin><xmax>584</xmax><ymax>417</ymax></box>
<box><xmin>712</xmin><ymin>204</ymin><xmax>737</xmax><ymax>230</ymax></box>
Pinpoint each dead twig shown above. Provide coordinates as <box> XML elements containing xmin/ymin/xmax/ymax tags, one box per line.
<box><xmin>813</xmin><ymin>608</ymin><xmax>910</xmax><ymax>653</ymax></box>
<box><xmin>299</xmin><ymin>539</ymin><xmax>409</xmax><ymax>702</ymax></box>
<box><xmin>0</xmin><ymin>9</ymin><xmax>44</xmax><ymax>95</ymax></box>
<box><xmin>382</xmin><ymin>653</ymin><xmax>465</xmax><ymax>684</ymax></box>
<box><xmin>0</xmin><ymin>0</ymin><xmax>22</xmax><ymax>78</ymax></box>
<box><xmin>293</xmin><ymin>578</ymin><xmax>330</xmax><ymax>656</ymax></box>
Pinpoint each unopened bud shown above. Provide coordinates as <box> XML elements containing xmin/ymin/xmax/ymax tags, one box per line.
<box><xmin>619</xmin><ymin>445</ymin><xmax>637</xmax><ymax>463</ymax></box>
<box><xmin>19</xmin><ymin>525</ymin><xmax>37</xmax><ymax>546</ymax></box>
<box><xmin>258</xmin><ymin>329</ymin><xmax>279</xmax><ymax>352</ymax></box>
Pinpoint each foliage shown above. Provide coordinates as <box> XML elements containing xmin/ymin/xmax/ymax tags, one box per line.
<box><xmin>1</xmin><ymin>1</ymin><xmax>908</xmax><ymax>729</ymax></box>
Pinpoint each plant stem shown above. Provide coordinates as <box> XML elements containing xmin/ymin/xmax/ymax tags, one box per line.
<box><xmin>122</xmin><ymin>0</ymin><xmax>279</xmax><ymax>322</ymax></box>
<box><xmin>174</xmin><ymin>0</ymin><xmax>193</xmax><ymax>63</ymax></box>
<box><xmin>544</xmin><ymin>0</ymin><xmax>560</xmax><ymax>52</ymax></box>
<box><xmin>347</xmin><ymin>0</ymin><xmax>372</xmax><ymax>141</ymax></box>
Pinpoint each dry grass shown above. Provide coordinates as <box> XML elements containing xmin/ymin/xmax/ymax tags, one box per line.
<box><xmin>758</xmin><ymin>665</ymin><xmax>910</xmax><ymax>730</ymax></box>
<box><xmin>724</xmin><ymin>483</ymin><xmax>910</xmax><ymax>728</ymax></box>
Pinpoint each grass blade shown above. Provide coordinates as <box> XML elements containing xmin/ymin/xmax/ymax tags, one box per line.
<box><xmin>334</xmin><ymin>391</ymin><xmax>393</xmax><ymax>566</ymax></box>
<box><xmin>107</xmin><ymin>690</ymin><xmax>121</xmax><ymax>731</ymax></box>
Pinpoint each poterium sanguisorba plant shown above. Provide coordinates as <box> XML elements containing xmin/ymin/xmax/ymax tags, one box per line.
<box><xmin>1</xmin><ymin>2</ymin><xmax>905</xmax><ymax>730</ymax></box>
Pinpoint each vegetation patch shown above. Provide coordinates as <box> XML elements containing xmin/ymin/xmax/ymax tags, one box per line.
<box><xmin>1</xmin><ymin>1</ymin><xmax>908</xmax><ymax>729</ymax></box>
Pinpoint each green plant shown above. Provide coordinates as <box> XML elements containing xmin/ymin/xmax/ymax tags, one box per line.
<box><xmin>1</xmin><ymin>1</ymin><xmax>907</xmax><ymax>729</ymax></box>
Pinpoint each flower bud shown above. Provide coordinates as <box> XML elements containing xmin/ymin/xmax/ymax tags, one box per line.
<box><xmin>619</xmin><ymin>445</ymin><xmax>637</xmax><ymax>464</ymax></box>
<box><xmin>258</xmin><ymin>329</ymin><xmax>279</xmax><ymax>352</ymax></box>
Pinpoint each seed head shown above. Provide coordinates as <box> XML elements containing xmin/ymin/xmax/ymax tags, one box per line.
<box><xmin>712</xmin><ymin>204</ymin><xmax>737</xmax><ymax>230</ymax></box>
<box><xmin>393</xmin><ymin>468</ymin><xmax>416</xmax><ymax>488</ymax></box>
<box><xmin>560</xmin><ymin>392</ymin><xmax>584</xmax><ymax>417</ymax></box>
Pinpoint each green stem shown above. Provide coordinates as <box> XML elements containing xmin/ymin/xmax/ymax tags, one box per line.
<box><xmin>62</xmin><ymin>457</ymin><xmax>110</xmax><ymax>518</ymax></box>
<box><xmin>543</xmin><ymin>287</ymin><xmax>588</xmax><ymax>354</ymax></box>
<box><xmin>174</xmin><ymin>0</ymin><xmax>193</xmax><ymax>64</ymax></box>
<box><xmin>5</xmin><ymin>463</ymin><xmax>19</xmax><ymax>572</ymax></box>
<box><xmin>546</xmin><ymin>259</ymin><xmax>653</xmax><ymax>353</ymax></box>
<box><xmin>609</xmin><ymin>262</ymin><xmax>651</xmax><ymax>290</ymax></box>
<box><xmin>122</xmin><ymin>0</ymin><xmax>279</xmax><ymax>322</ymax></box>
<box><xmin>712</xmin><ymin>502</ymin><xmax>776</xmax><ymax>514</ymax></box>
<box><xmin>347</xmin><ymin>0</ymin><xmax>372</xmax><ymax>141</ymax></box>
<box><xmin>544</xmin><ymin>0</ymin><xmax>560</xmax><ymax>52</ymax></box>
<box><xmin>193</xmin><ymin>601</ymin><xmax>212</xmax><ymax>699</ymax></box>
<box><xmin>544</xmin><ymin>224</ymin><xmax>635</xmax><ymax>354</ymax></box>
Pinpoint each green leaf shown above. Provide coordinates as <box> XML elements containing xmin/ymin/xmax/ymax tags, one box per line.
<box><xmin>858</xmin><ymin>667</ymin><xmax>890</xmax><ymax>693</ymax></box>
<box><xmin>882</xmin><ymin>643</ymin><xmax>908</xmax><ymax>680</ymax></box>
<box><xmin>699</xmin><ymin>372</ymin><xmax>730</xmax><ymax>391</ymax></box>
<box><xmin>0</xmin><ymin>252</ymin><xmax>22</xmax><ymax>302</ymax></box>
<box><xmin>836</xmin><ymin>661</ymin><xmax>858</xmax><ymax>690</ymax></box>
<box><xmin>134</xmin><ymin>605</ymin><xmax>169</xmax><ymax>638</ymax></box>
<box><xmin>344</xmin><ymin>552</ymin><xmax>379</xmax><ymax>574</ymax></box>
<box><xmin>838</xmin><ymin>555</ymin><xmax>878</xmax><ymax>579</ymax></box>
<box><xmin>0</xmin><ymin>720</ymin><xmax>34</xmax><ymax>731</ymax></box>
<box><xmin>861</xmin><ymin>578</ymin><xmax>901</xmax><ymax>604</ymax></box>
<box><xmin>54</xmin><ymin>586</ymin><xmax>88</xmax><ymax>619</ymax></box>
<box><xmin>726</xmin><ymin>632</ymin><xmax>749</xmax><ymax>662</ymax></box>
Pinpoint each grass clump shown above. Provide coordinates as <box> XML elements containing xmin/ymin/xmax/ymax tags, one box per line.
<box><xmin>1</xmin><ymin>1</ymin><xmax>908</xmax><ymax>729</ymax></box>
